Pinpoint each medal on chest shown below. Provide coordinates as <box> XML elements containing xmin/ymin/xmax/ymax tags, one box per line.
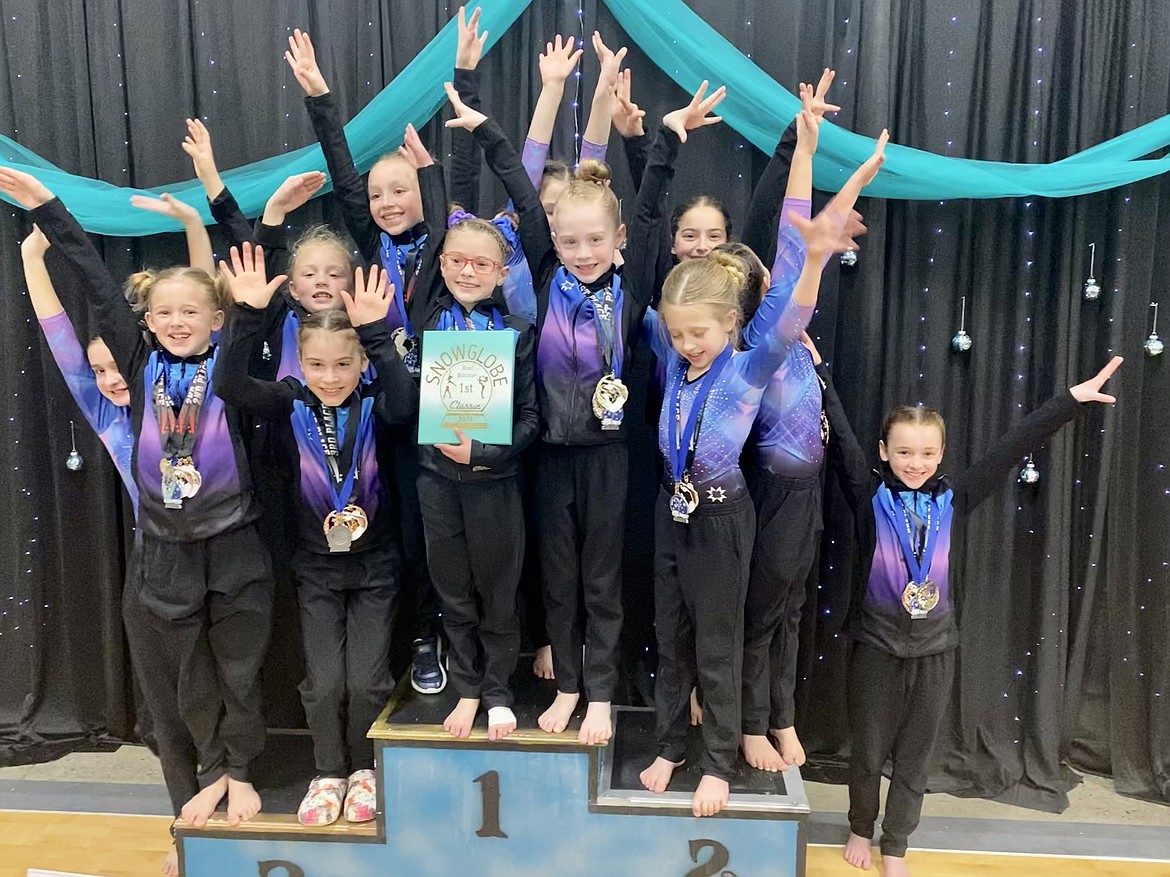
<box><xmin>669</xmin><ymin>478</ymin><xmax>701</xmax><ymax>524</ymax></box>
<box><xmin>324</xmin><ymin>504</ymin><xmax>369</xmax><ymax>553</ymax></box>
<box><xmin>300</xmin><ymin>398</ymin><xmax>371</xmax><ymax>553</ymax></box>
<box><xmin>882</xmin><ymin>488</ymin><xmax>943</xmax><ymax>619</ymax></box>
<box><xmin>592</xmin><ymin>372</ymin><xmax>629</xmax><ymax>430</ymax></box>
<box><xmin>666</xmin><ymin>346</ymin><xmax>733</xmax><ymax>525</ymax></box>
<box><xmin>153</xmin><ymin>357</ymin><xmax>210</xmax><ymax>510</ymax></box>
<box><xmin>392</xmin><ymin>327</ymin><xmax>420</xmax><ymax>374</ymax></box>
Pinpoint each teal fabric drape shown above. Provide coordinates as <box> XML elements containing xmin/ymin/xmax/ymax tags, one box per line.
<box><xmin>3</xmin><ymin>0</ymin><xmax>1170</xmax><ymax>235</ymax></box>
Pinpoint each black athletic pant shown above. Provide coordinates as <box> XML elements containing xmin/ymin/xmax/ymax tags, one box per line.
<box><xmin>535</xmin><ymin>443</ymin><xmax>627</xmax><ymax>702</ymax></box>
<box><xmin>292</xmin><ymin>545</ymin><xmax>400</xmax><ymax>776</ymax></box>
<box><xmin>418</xmin><ymin>471</ymin><xmax>524</xmax><ymax>709</ymax></box>
<box><xmin>126</xmin><ymin>525</ymin><xmax>273</xmax><ymax>809</ymax></box>
<box><xmin>395</xmin><ymin>439</ymin><xmax>440</xmax><ymax>642</ymax></box>
<box><xmin>653</xmin><ymin>489</ymin><xmax>755</xmax><ymax>782</ymax></box>
<box><xmin>847</xmin><ymin>641</ymin><xmax>955</xmax><ymax>858</ymax></box>
<box><xmin>741</xmin><ymin>472</ymin><xmax>822</xmax><ymax>734</ymax></box>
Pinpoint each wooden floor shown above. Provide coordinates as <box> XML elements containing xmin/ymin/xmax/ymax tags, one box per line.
<box><xmin>0</xmin><ymin>811</ymin><xmax>1165</xmax><ymax>877</ymax></box>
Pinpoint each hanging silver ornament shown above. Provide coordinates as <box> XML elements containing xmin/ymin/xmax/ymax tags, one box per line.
<box><xmin>951</xmin><ymin>295</ymin><xmax>973</xmax><ymax>353</ymax></box>
<box><xmin>65</xmin><ymin>420</ymin><xmax>83</xmax><ymax>472</ymax></box>
<box><xmin>1082</xmin><ymin>242</ymin><xmax>1100</xmax><ymax>301</ymax></box>
<box><xmin>1144</xmin><ymin>302</ymin><xmax>1164</xmax><ymax>357</ymax></box>
<box><xmin>1019</xmin><ymin>456</ymin><xmax>1040</xmax><ymax>485</ymax></box>
<box><xmin>839</xmin><ymin>248</ymin><xmax>858</xmax><ymax>268</ymax></box>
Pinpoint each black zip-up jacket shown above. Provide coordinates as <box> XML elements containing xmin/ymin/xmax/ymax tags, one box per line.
<box><xmin>473</xmin><ymin>117</ymin><xmax>680</xmax><ymax>445</ymax></box>
<box><xmin>819</xmin><ymin>362</ymin><xmax>1083</xmax><ymax>657</ymax></box>
<box><xmin>218</xmin><ymin>302</ymin><xmax>418</xmax><ymax>555</ymax></box>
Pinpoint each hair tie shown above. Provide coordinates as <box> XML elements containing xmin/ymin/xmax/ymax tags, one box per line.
<box><xmin>491</xmin><ymin>215</ymin><xmax>521</xmax><ymax>251</ymax></box>
<box><xmin>447</xmin><ymin>208</ymin><xmax>477</xmax><ymax>228</ymax></box>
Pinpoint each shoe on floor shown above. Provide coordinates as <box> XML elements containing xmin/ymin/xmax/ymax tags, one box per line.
<box><xmin>344</xmin><ymin>769</ymin><xmax>378</xmax><ymax>823</ymax></box>
<box><xmin>297</xmin><ymin>776</ymin><xmax>347</xmax><ymax>826</ymax></box>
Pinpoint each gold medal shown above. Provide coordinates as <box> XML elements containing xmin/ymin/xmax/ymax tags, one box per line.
<box><xmin>901</xmin><ymin>579</ymin><xmax>939</xmax><ymax>618</ymax></box>
<box><xmin>173</xmin><ymin>457</ymin><xmax>202</xmax><ymax>499</ymax></box>
<box><xmin>592</xmin><ymin>373</ymin><xmax>629</xmax><ymax>430</ymax></box>
<box><xmin>323</xmin><ymin>504</ymin><xmax>369</xmax><ymax>553</ymax></box>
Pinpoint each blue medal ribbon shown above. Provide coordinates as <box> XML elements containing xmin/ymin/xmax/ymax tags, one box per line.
<box><xmin>379</xmin><ymin>231</ymin><xmax>428</xmax><ymax>337</ymax></box>
<box><xmin>292</xmin><ymin>394</ymin><xmax>372</xmax><ymax>515</ymax></box>
<box><xmin>877</xmin><ymin>484</ymin><xmax>940</xmax><ymax>585</ymax></box>
<box><xmin>439</xmin><ymin>302</ymin><xmax>505</xmax><ymax>332</ymax></box>
<box><xmin>667</xmin><ymin>343</ymin><xmax>734</xmax><ymax>485</ymax></box>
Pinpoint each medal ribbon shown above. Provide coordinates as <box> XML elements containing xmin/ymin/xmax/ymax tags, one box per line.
<box><xmin>379</xmin><ymin>232</ymin><xmax>428</xmax><ymax>338</ymax></box>
<box><xmin>667</xmin><ymin>344</ymin><xmax>733</xmax><ymax>484</ymax></box>
<box><xmin>151</xmin><ymin>352</ymin><xmax>215</xmax><ymax>459</ymax></box>
<box><xmin>292</xmin><ymin>394</ymin><xmax>371</xmax><ymax>514</ymax></box>
<box><xmin>877</xmin><ymin>485</ymin><xmax>940</xmax><ymax>584</ymax></box>
<box><xmin>553</xmin><ymin>266</ymin><xmax>624</xmax><ymax>377</ymax></box>
<box><xmin>441</xmin><ymin>302</ymin><xmax>504</xmax><ymax>332</ymax></box>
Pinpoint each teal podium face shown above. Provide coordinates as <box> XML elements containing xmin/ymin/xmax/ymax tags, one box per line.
<box><xmin>178</xmin><ymin>707</ymin><xmax>808</xmax><ymax>877</ymax></box>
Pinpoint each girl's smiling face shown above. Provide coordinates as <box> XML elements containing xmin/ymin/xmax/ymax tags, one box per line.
<box><xmin>880</xmin><ymin>422</ymin><xmax>945</xmax><ymax>489</ymax></box>
<box><xmin>143</xmin><ymin>276</ymin><xmax>224</xmax><ymax>357</ymax></box>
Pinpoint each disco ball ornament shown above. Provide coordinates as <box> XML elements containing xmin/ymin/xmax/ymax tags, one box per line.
<box><xmin>1082</xmin><ymin>276</ymin><xmax>1100</xmax><ymax>301</ymax></box>
<box><xmin>951</xmin><ymin>330</ymin><xmax>972</xmax><ymax>353</ymax></box>
<box><xmin>1019</xmin><ymin>459</ymin><xmax>1040</xmax><ymax>485</ymax></box>
<box><xmin>1145</xmin><ymin>333</ymin><xmax>1164</xmax><ymax>357</ymax></box>
<box><xmin>839</xmin><ymin>248</ymin><xmax>858</xmax><ymax>268</ymax></box>
<box><xmin>65</xmin><ymin>450</ymin><xmax>84</xmax><ymax>472</ymax></box>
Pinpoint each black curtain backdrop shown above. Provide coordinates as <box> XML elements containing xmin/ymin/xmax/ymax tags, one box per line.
<box><xmin>0</xmin><ymin>0</ymin><xmax>1166</xmax><ymax>811</ymax></box>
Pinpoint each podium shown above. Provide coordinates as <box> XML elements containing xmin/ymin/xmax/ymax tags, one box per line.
<box><xmin>176</xmin><ymin>681</ymin><xmax>809</xmax><ymax>877</ymax></box>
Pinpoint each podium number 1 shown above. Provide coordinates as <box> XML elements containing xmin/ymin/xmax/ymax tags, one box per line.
<box><xmin>474</xmin><ymin>770</ymin><xmax>508</xmax><ymax>838</ymax></box>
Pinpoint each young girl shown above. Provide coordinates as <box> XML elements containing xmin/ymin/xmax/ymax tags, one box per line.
<box><xmin>285</xmin><ymin>29</ymin><xmax>451</xmax><ymax>695</ymax></box>
<box><xmin>409</xmin><ymin>211</ymin><xmax>540</xmax><ymax>740</ymax></box>
<box><xmin>813</xmin><ymin>338</ymin><xmax>1123</xmax><ymax>877</ymax></box>
<box><xmin>445</xmin><ymin>77</ymin><xmax>722</xmax><ymax>744</ymax></box>
<box><xmin>735</xmin><ymin>77</ymin><xmax>841</xmax><ymax>772</ymax></box>
<box><xmin>217</xmin><ymin>244</ymin><xmax>416</xmax><ymax>825</ymax></box>
<box><xmin>1</xmin><ymin>170</ymin><xmax>274</xmax><ymax>840</ymax></box>
<box><xmin>635</xmin><ymin>119</ymin><xmax>883</xmax><ymax>818</ymax></box>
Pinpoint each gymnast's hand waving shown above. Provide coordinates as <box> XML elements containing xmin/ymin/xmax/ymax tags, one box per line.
<box><xmin>444</xmin><ymin>82</ymin><xmax>488</xmax><ymax>131</ymax></box>
<box><xmin>662</xmin><ymin>80</ymin><xmax>727</xmax><ymax>143</ymax></box>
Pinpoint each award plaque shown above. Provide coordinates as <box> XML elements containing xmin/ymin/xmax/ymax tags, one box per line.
<box><xmin>418</xmin><ymin>329</ymin><xmax>516</xmax><ymax>446</ymax></box>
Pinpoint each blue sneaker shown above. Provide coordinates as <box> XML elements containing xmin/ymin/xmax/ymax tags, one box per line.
<box><xmin>411</xmin><ymin>637</ymin><xmax>447</xmax><ymax>694</ymax></box>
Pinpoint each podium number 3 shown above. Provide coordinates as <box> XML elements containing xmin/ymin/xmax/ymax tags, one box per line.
<box><xmin>474</xmin><ymin>770</ymin><xmax>508</xmax><ymax>838</ymax></box>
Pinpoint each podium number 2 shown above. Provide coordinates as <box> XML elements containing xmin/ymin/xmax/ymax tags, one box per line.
<box><xmin>474</xmin><ymin>770</ymin><xmax>508</xmax><ymax>838</ymax></box>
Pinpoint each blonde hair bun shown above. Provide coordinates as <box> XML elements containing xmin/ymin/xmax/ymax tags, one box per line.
<box><xmin>575</xmin><ymin>159</ymin><xmax>612</xmax><ymax>186</ymax></box>
<box><xmin>707</xmin><ymin>250</ymin><xmax>747</xmax><ymax>291</ymax></box>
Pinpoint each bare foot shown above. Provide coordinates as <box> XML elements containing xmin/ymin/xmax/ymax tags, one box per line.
<box><xmin>538</xmin><ymin>690</ymin><xmax>580</xmax><ymax>734</ymax></box>
<box><xmin>638</xmin><ymin>756</ymin><xmax>683</xmax><ymax>793</ymax></box>
<box><xmin>180</xmin><ymin>774</ymin><xmax>227</xmax><ymax>828</ymax></box>
<box><xmin>771</xmin><ymin>726</ymin><xmax>807</xmax><ymax>766</ymax></box>
<box><xmin>742</xmin><ymin>733</ymin><xmax>786</xmax><ymax>772</ymax></box>
<box><xmin>533</xmin><ymin>645</ymin><xmax>555</xmax><ymax>679</ymax></box>
<box><xmin>578</xmin><ymin>701</ymin><xmax>612</xmax><ymax>745</ymax></box>
<box><xmin>445</xmin><ymin>697</ymin><xmax>480</xmax><ymax>738</ymax></box>
<box><xmin>692</xmin><ymin>774</ymin><xmax>730</xmax><ymax>817</ymax></box>
<box><xmin>844</xmin><ymin>832</ymin><xmax>873</xmax><ymax>870</ymax></box>
<box><xmin>689</xmin><ymin>687</ymin><xmax>703</xmax><ymax>725</ymax></box>
<box><xmin>487</xmin><ymin>706</ymin><xmax>517</xmax><ymax>741</ymax></box>
<box><xmin>226</xmin><ymin>778</ymin><xmax>262</xmax><ymax>826</ymax></box>
<box><xmin>880</xmin><ymin>853</ymin><xmax>910</xmax><ymax>877</ymax></box>
<box><xmin>161</xmin><ymin>848</ymin><xmax>178</xmax><ymax>876</ymax></box>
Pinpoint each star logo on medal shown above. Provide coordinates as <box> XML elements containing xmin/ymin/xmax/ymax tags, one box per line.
<box><xmin>707</xmin><ymin>486</ymin><xmax>726</xmax><ymax>503</ymax></box>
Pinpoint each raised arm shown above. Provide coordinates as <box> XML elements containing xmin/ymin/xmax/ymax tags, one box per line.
<box><xmin>182</xmin><ymin>117</ymin><xmax>255</xmax><ymax>249</ymax></box>
<box><xmin>2</xmin><ymin>169</ymin><xmax>145</xmax><ymax>377</ymax></box>
<box><xmin>446</xmin><ymin>84</ymin><xmax>555</xmax><ymax>283</ymax></box>
<box><xmin>129</xmin><ymin>193</ymin><xmax>214</xmax><ymax>274</ymax></box>
<box><xmin>21</xmin><ymin>229</ymin><xmax>121</xmax><ymax>435</ymax></box>
<box><xmin>611</xmin><ymin>69</ymin><xmax>649</xmax><ymax>187</ymax></box>
<box><xmin>808</xmin><ymin>335</ymin><xmax>872</xmax><ymax>513</ymax></box>
<box><xmin>341</xmin><ymin>265</ymin><xmax>419</xmax><ymax>427</ymax></box>
<box><xmin>951</xmin><ymin>357</ymin><xmax>1123</xmax><ymax>511</ymax></box>
<box><xmin>449</xmin><ymin>6</ymin><xmax>489</xmax><ymax>211</ymax></box>
<box><xmin>580</xmin><ymin>33</ymin><xmax>627</xmax><ymax>162</ymax></box>
<box><xmin>398</xmin><ymin>123</ymin><xmax>447</xmax><ymax>325</ymax></box>
<box><xmin>523</xmin><ymin>34</ymin><xmax>583</xmax><ymax>187</ymax></box>
<box><xmin>287</xmin><ymin>28</ymin><xmax>381</xmax><ymax>259</ymax></box>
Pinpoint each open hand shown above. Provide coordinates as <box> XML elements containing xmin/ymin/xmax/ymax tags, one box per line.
<box><xmin>218</xmin><ymin>242</ymin><xmax>287</xmax><ymax>309</ymax></box>
<box><xmin>435</xmin><ymin>427</ymin><xmax>473</xmax><ymax>465</ymax></box>
<box><xmin>284</xmin><ymin>28</ymin><xmax>329</xmax><ymax>97</ymax></box>
<box><xmin>444</xmin><ymin>81</ymin><xmax>488</xmax><ymax>131</ymax></box>
<box><xmin>0</xmin><ymin>166</ymin><xmax>54</xmax><ymax>209</ymax></box>
<box><xmin>593</xmin><ymin>32</ymin><xmax>627</xmax><ymax>90</ymax></box>
<box><xmin>340</xmin><ymin>265</ymin><xmax>391</xmax><ymax>327</ymax></box>
<box><xmin>611</xmin><ymin>68</ymin><xmax>645</xmax><ymax>137</ymax></box>
<box><xmin>130</xmin><ymin>193</ymin><xmax>202</xmax><ymax>226</ymax></box>
<box><xmin>663</xmin><ymin>81</ymin><xmax>727</xmax><ymax>143</ymax></box>
<box><xmin>807</xmin><ymin>68</ymin><xmax>840</xmax><ymax>117</ymax></box>
<box><xmin>1069</xmin><ymin>356</ymin><xmax>1123</xmax><ymax>404</ymax></box>
<box><xmin>181</xmin><ymin>118</ymin><xmax>218</xmax><ymax>176</ymax></box>
<box><xmin>268</xmin><ymin>171</ymin><xmax>327</xmax><ymax>216</ymax></box>
<box><xmin>538</xmin><ymin>34</ymin><xmax>583</xmax><ymax>87</ymax></box>
<box><xmin>398</xmin><ymin>123</ymin><xmax>434</xmax><ymax>169</ymax></box>
<box><xmin>455</xmin><ymin>6</ymin><xmax>488</xmax><ymax>70</ymax></box>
